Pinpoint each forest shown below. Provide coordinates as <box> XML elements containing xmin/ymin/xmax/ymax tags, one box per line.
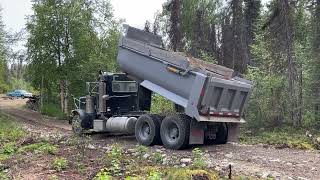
<box><xmin>0</xmin><ymin>0</ymin><xmax>319</xmax><ymax>132</ymax></box>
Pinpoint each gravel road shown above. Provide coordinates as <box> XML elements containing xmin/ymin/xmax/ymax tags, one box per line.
<box><xmin>0</xmin><ymin>97</ymin><xmax>319</xmax><ymax>180</ymax></box>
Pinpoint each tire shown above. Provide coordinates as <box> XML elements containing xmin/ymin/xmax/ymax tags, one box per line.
<box><xmin>150</xmin><ymin>114</ymin><xmax>164</xmax><ymax>145</ymax></box>
<box><xmin>72</xmin><ymin>113</ymin><xmax>84</xmax><ymax>135</ymax></box>
<box><xmin>21</xmin><ymin>95</ymin><xmax>25</xmax><ymax>99</ymax></box>
<box><xmin>214</xmin><ymin>123</ymin><xmax>228</xmax><ymax>144</ymax></box>
<box><xmin>135</xmin><ymin>114</ymin><xmax>161</xmax><ymax>146</ymax></box>
<box><xmin>160</xmin><ymin>115</ymin><xmax>190</xmax><ymax>150</ymax></box>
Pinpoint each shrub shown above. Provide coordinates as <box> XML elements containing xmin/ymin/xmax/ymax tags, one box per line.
<box><xmin>40</xmin><ymin>103</ymin><xmax>66</xmax><ymax>119</ymax></box>
<box><xmin>148</xmin><ymin>171</ymin><xmax>162</xmax><ymax>180</ymax></box>
<box><xmin>135</xmin><ymin>145</ymin><xmax>148</xmax><ymax>159</ymax></box>
<box><xmin>150</xmin><ymin>94</ymin><xmax>174</xmax><ymax>114</ymax></box>
<box><xmin>240</xmin><ymin>127</ymin><xmax>317</xmax><ymax>150</ymax></box>
<box><xmin>151</xmin><ymin>152</ymin><xmax>163</xmax><ymax>164</ymax></box>
<box><xmin>105</xmin><ymin>145</ymin><xmax>123</xmax><ymax>176</ymax></box>
<box><xmin>192</xmin><ymin>148</ymin><xmax>206</xmax><ymax>169</ymax></box>
<box><xmin>94</xmin><ymin>170</ymin><xmax>111</xmax><ymax>180</ymax></box>
<box><xmin>52</xmin><ymin>157</ymin><xmax>68</xmax><ymax>172</ymax></box>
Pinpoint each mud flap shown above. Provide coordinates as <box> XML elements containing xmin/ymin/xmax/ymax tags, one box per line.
<box><xmin>189</xmin><ymin>118</ymin><xmax>205</xmax><ymax>144</ymax></box>
<box><xmin>227</xmin><ymin>123</ymin><xmax>240</xmax><ymax>142</ymax></box>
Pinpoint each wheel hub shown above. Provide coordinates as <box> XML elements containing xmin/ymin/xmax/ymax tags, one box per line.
<box><xmin>167</xmin><ymin>123</ymin><xmax>179</xmax><ymax>141</ymax></box>
<box><xmin>72</xmin><ymin>115</ymin><xmax>83</xmax><ymax>134</ymax></box>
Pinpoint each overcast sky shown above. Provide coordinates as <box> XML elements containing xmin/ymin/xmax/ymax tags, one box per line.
<box><xmin>0</xmin><ymin>0</ymin><xmax>165</xmax><ymax>33</ymax></box>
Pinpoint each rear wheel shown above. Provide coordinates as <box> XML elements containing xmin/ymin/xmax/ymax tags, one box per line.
<box><xmin>215</xmin><ymin>123</ymin><xmax>228</xmax><ymax>144</ymax></box>
<box><xmin>160</xmin><ymin>115</ymin><xmax>190</xmax><ymax>150</ymax></box>
<box><xmin>72</xmin><ymin>113</ymin><xmax>84</xmax><ymax>135</ymax></box>
<box><xmin>205</xmin><ymin>123</ymin><xmax>228</xmax><ymax>145</ymax></box>
<box><xmin>135</xmin><ymin>114</ymin><xmax>161</xmax><ymax>146</ymax></box>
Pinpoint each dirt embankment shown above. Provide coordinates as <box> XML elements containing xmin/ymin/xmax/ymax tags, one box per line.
<box><xmin>0</xmin><ymin>97</ymin><xmax>320</xmax><ymax>180</ymax></box>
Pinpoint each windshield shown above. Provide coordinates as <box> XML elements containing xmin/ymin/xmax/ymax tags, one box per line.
<box><xmin>112</xmin><ymin>81</ymin><xmax>138</xmax><ymax>93</ymax></box>
<box><xmin>15</xmin><ymin>90</ymin><xmax>27</xmax><ymax>93</ymax></box>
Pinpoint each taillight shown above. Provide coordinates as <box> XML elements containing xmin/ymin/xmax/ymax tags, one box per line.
<box><xmin>210</xmin><ymin>112</ymin><xmax>240</xmax><ymax>117</ymax></box>
<box><xmin>200</xmin><ymin>88</ymin><xmax>205</xmax><ymax>97</ymax></box>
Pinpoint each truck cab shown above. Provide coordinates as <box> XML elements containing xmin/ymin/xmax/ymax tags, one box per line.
<box><xmin>71</xmin><ymin>72</ymin><xmax>151</xmax><ymax>133</ymax></box>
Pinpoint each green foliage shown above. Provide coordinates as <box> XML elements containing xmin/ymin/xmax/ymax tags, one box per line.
<box><xmin>135</xmin><ymin>145</ymin><xmax>148</xmax><ymax>160</ymax></box>
<box><xmin>18</xmin><ymin>142</ymin><xmax>57</xmax><ymax>155</ymax></box>
<box><xmin>26</xmin><ymin>0</ymin><xmax>121</xmax><ymax>113</ymax></box>
<box><xmin>0</xmin><ymin>114</ymin><xmax>26</xmax><ymax>143</ymax></box>
<box><xmin>0</xmin><ymin>9</ymin><xmax>9</xmax><ymax>94</ymax></box>
<box><xmin>151</xmin><ymin>152</ymin><xmax>163</xmax><ymax>164</ymax></box>
<box><xmin>245</xmin><ymin>66</ymin><xmax>288</xmax><ymax>129</ymax></box>
<box><xmin>0</xmin><ymin>142</ymin><xmax>17</xmax><ymax>156</ymax></box>
<box><xmin>40</xmin><ymin>103</ymin><xmax>66</xmax><ymax>119</ymax></box>
<box><xmin>166</xmin><ymin>169</ymin><xmax>218</xmax><ymax>180</ymax></box>
<box><xmin>147</xmin><ymin>170</ymin><xmax>162</xmax><ymax>180</ymax></box>
<box><xmin>0</xmin><ymin>170</ymin><xmax>9</xmax><ymax>180</ymax></box>
<box><xmin>192</xmin><ymin>148</ymin><xmax>206</xmax><ymax>169</ymax></box>
<box><xmin>8</xmin><ymin>77</ymin><xmax>34</xmax><ymax>93</ymax></box>
<box><xmin>105</xmin><ymin>145</ymin><xmax>123</xmax><ymax>176</ymax></box>
<box><xmin>0</xmin><ymin>114</ymin><xmax>27</xmax><ymax>162</ymax></box>
<box><xmin>52</xmin><ymin>157</ymin><xmax>68</xmax><ymax>172</ymax></box>
<box><xmin>151</xmin><ymin>94</ymin><xmax>174</xmax><ymax>114</ymax></box>
<box><xmin>0</xmin><ymin>83</ymin><xmax>9</xmax><ymax>94</ymax></box>
<box><xmin>94</xmin><ymin>170</ymin><xmax>111</xmax><ymax>180</ymax></box>
<box><xmin>240</xmin><ymin>127</ymin><xmax>317</xmax><ymax>150</ymax></box>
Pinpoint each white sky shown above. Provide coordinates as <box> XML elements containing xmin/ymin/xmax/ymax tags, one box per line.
<box><xmin>0</xmin><ymin>0</ymin><xmax>165</xmax><ymax>33</ymax></box>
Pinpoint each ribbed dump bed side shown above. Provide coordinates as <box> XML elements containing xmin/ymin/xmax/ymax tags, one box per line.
<box><xmin>201</xmin><ymin>76</ymin><xmax>252</xmax><ymax>116</ymax></box>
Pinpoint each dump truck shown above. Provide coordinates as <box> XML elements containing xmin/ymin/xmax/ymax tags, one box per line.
<box><xmin>70</xmin><ymin>25</ymin><xmax>252</xmax><ymax>150</ymax></box>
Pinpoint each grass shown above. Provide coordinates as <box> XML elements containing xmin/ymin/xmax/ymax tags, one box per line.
<box><xmin>0</xmin><ymin>112</ymin><xmax>59</xmax><ymax>166</ymax></box>
<box><xmin>93</xmin><ymin>144</ymin><xmax>257</xmax><ymax>180</ymax></box>
<box><xmin>0</xmin><ymin>113</ymin><xmax>26</xmax><ymax>162</ymax></box>
<box><xmin>0</xmin><ymin>114</ymin><xmax>26</xmax><ymax>143</ymax></box>
<box><xmin>18</xmin><ymin>142</ymin><xmax>57</xmax><ymax>155</ymax></box>
<box><xmin>240</xmin><ymin>127</ymin><xmax>318</xmax><ymax>150</ymax></box>
<box><xmin>0</xmin><ymin>170</ymin><xmax>9</xmax><ymax>180</ymax></box>
<box><xmin>40</xmin><ymin>103</ymin><xmax>66</xmax><ymax>119</ymax></box>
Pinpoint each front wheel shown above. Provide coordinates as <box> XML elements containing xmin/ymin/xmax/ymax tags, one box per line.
<box><xmin>72</xmin><ymin>113</ymin><xmax>84</xmax><ymax>135</ymax></box>
<box><xmin>160</xmin><ymin>115</ymin><xmax>190</xmax><ymax>150</ymax></box>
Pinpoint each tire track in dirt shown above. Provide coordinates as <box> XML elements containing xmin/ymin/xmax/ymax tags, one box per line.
<box><xmin>2</xmin><ymin>108</ymin><xmax>71</xmax><ymax>132</ymax></box>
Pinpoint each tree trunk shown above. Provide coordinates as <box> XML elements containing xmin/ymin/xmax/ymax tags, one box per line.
<box><xmin>231</xmin><ymin>0</ymin><xmax>250</xmax><ymax>73</ymax></box>
<box><xmin>281</xmin><ymin>0</ymin><xmax>300</xmax><ymax>126</ymax></box>
<box><xmin>60</xmin><ymin>80</ymin><xmax>65</xmax><ymax>113</ymax></box>
<box><xmin>64</xmin><ymin>81</ymin><xmax>69</xmax><ymax>114</ymax></box>
<box><xmin>169</xmin><ymin>0</ymin><xmax>183</xmax><ymax>52</ymax></box>
<box><xmin>312</xmin><ymin>0</ymin><xmax>320</xmax><ymax>121</ymax></box>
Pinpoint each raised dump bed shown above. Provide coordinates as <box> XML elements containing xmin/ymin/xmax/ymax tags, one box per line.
<box><xmin>117</xmin><ymin>26</ymin><xmax>252</xmax><ymax>123</ymax></box>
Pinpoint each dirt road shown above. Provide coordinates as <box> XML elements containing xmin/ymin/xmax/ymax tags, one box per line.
<box><xmin>0</xmin><ymin>97</ymin><xmax>319</xmax><ymax>180</ymax></box>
